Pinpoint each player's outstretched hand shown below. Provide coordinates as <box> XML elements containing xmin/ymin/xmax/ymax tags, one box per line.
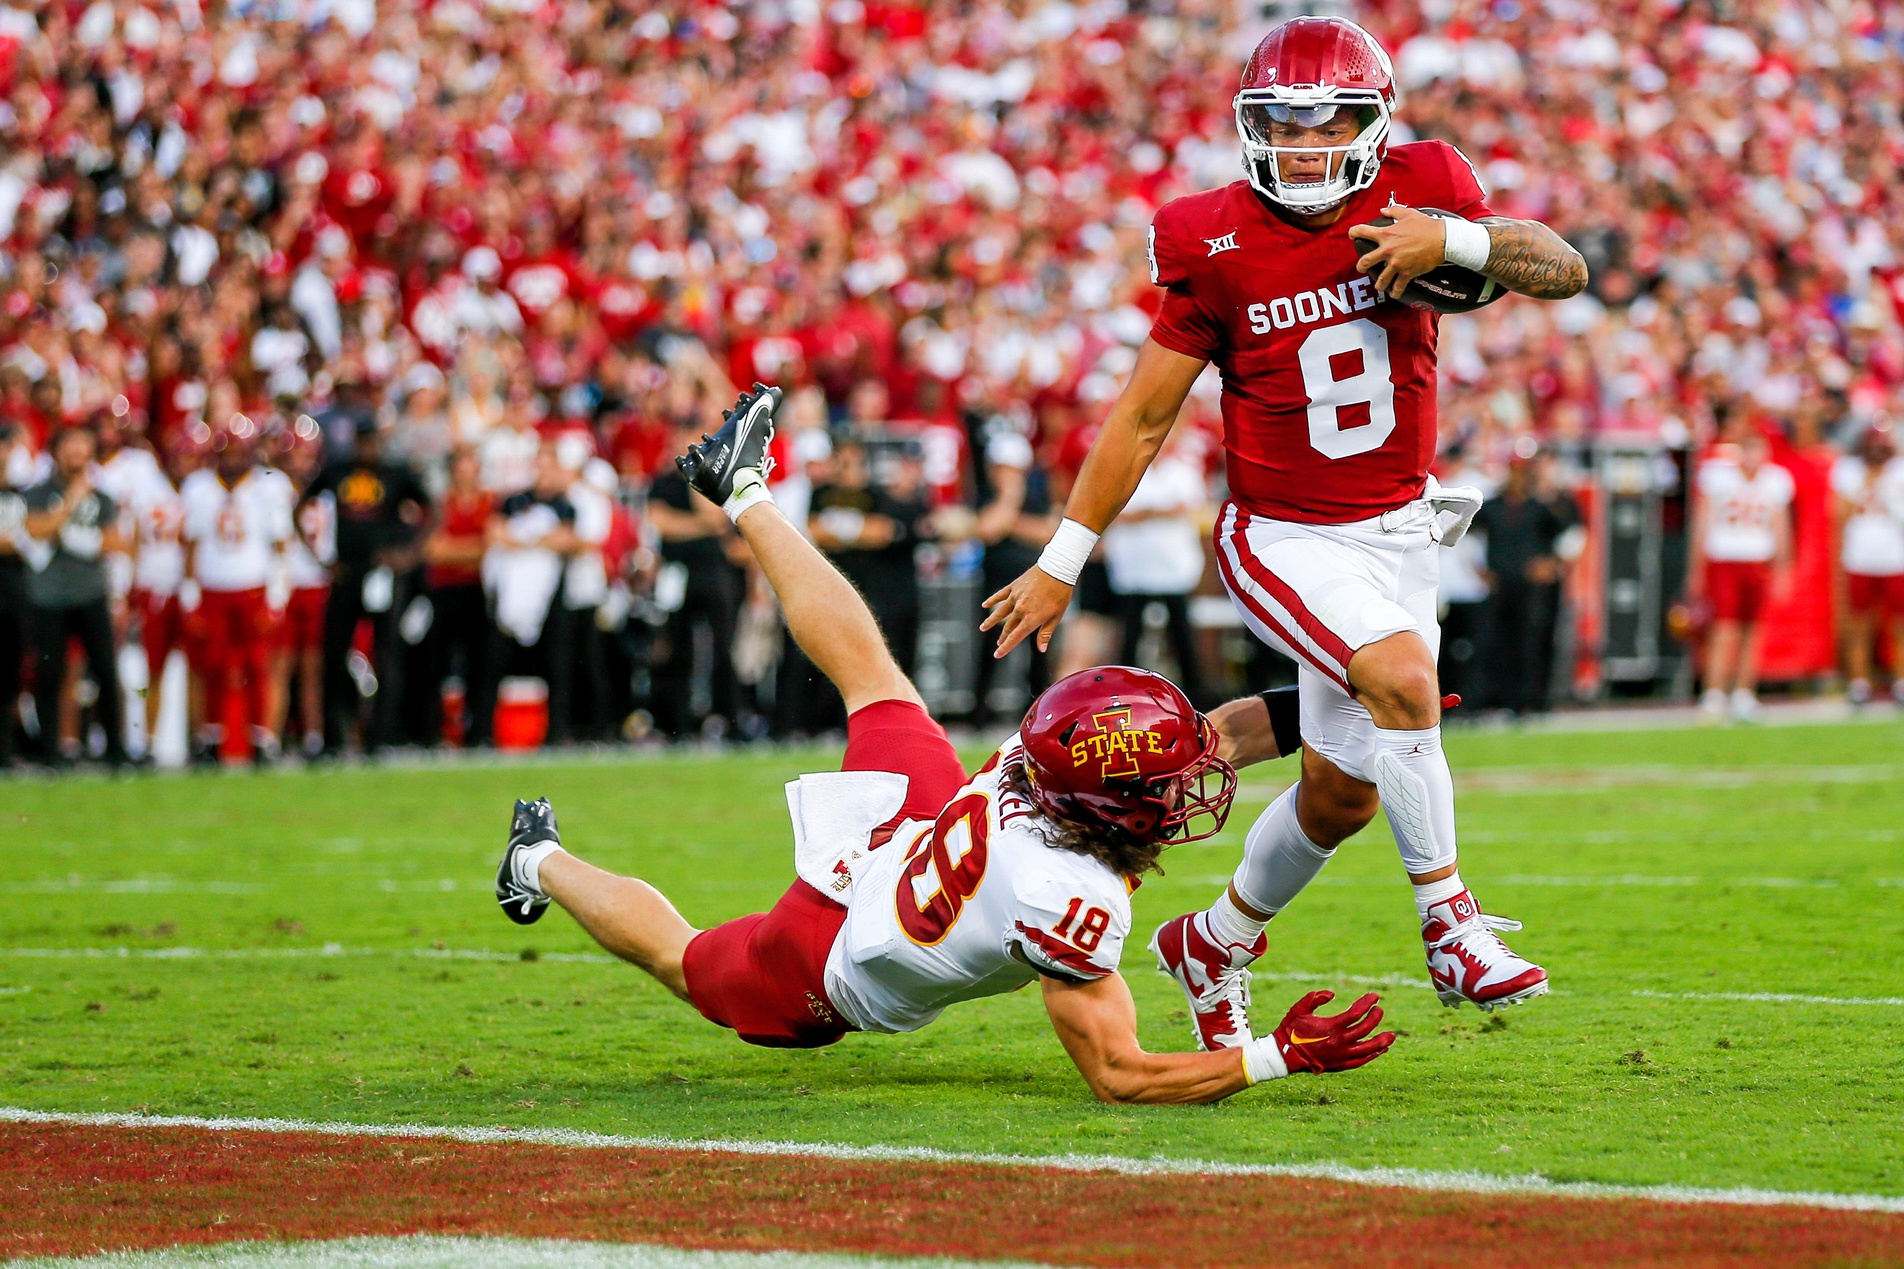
<box><xmin>1348</xmin><ymin>203</ymin><xmax>1448</xmax><ymax>300</ymax></box>
<box><xmin>981</xmin><ymin>565</ymin><xmax>1074</xmax><ymax>658</ymax></box>
<box><xmin>1273</xmin><ymin>990</ymin><xmax>1397</xmax><ymax>1074</ymax></box>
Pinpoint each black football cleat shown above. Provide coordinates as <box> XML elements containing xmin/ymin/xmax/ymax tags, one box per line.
<box><xmin>496</xmin><ymin>797</ymin><xmax>558</xmax><ymax>926</ymax></box>
<box><xmin>677</xmin><ymin>382</ymin><xmax>781</xmax><ymax>505</ymax></box>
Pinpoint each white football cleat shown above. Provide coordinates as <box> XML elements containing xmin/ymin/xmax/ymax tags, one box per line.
<box><xmin>1150</xmin><ymin>911</ymin><xmax>1266</xmax><ymax>1050</ymax></box>
<box><xmin>1421</xmin><ymin>889</ymin><xmax>1548</xmax><ymax>1011</ymax></box>
<box><xmin>1729</xmin><ymin>688</ymin><xmax>1762</xmax><ymax>723</ymax></box>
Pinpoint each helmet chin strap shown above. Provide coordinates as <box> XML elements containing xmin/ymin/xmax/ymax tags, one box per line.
<box><xmin>1250</xmin><ymin>160</ymin><xmax>1352</xmax><ymax>213</ymax></box>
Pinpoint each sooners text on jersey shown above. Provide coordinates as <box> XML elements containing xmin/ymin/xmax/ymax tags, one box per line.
<box><xmin>1149</xmin><ymin>140</ymin><xmax>1493</xmax><ymax>524</ymax></box>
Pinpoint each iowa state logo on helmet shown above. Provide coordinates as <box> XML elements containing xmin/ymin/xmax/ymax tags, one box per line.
<box><xmin>1018</xmin><ymin>666</ymin><xmax>1239</xmax><ymax>846</ymax></box>
<box><xmin>1070</xmin><ymin>707</ymin><xmax>1168</xmax><ymax>779</ymax></box>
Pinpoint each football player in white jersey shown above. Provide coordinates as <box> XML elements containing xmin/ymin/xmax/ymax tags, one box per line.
<box><xmin>277</xmin><ymin>421</ymin><xmax>334</xmax><ymax>758</ymax></box>
<box><xmin>1831</xmin><ymin>422</ymin><xmax>1904</xmax><ymax>706</ymax></box>
<box><xmin>180</xmin><ymin>419</ymin><xmax>295</xmax><ymax>761</ymax></box>
<box><xmin>121</xmin><ymin>438</ymin><xmax>190</xmax><ymax>753</ymax></box>
<box><xmin>1690</xmin><ymin>427</ymin><xmax>1794</xmax><ymax>722</ymax></box>
<box><xmin>496</xmin><ymin>385</ymin><xmax>1394</xmax><ymax>1102</ymax></box>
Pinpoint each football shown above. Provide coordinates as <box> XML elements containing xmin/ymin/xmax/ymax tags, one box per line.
<box><xmin>1354</xmin><ymin>208</ymin><xmax>1508</xmax><ymax>314</ymax></box>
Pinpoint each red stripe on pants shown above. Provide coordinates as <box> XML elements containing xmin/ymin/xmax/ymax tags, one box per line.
<box><xmin>1214</xmin><ymin>509</ymin><xmax>1351</xmax><ymax>692</ymax></box>
<box><xmin>1229</xmin><ymin>510</ymin><xmax>1358</xmax><ymax>673</ymax></box>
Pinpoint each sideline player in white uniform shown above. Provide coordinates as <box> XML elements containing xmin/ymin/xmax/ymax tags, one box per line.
<box><xmin>494</xmin><ymin>385</ymin><xmax>1395</xmax><ymax>1101</ymax></box>
<box><xmin>180</xmin><ymin>422</ymin><xmax>295</xmax><ymax>760</ymax></box>
<box><xmin>1689</xmin><ymin>428</ymin><xmax>1793</xmax><ymax>722</ymax></box>
<box><xmin>112</xmin><ymin>441</ymin><xmax>188</xmax><ymax>752</ymax></box>
<box><xmin>983</xmin><ymin>17</ymin><xmax>1588</xmax><ymax>1047</ymax></box>
<box><xmin>1830</xmin><ymin>422</ymin><xmax>1904</xmax><ymax>706</ymax></box>
<box><xmin>279</xmin><ymin>423</ymin><xmax>335</xmax><ymax>758</ymax></box>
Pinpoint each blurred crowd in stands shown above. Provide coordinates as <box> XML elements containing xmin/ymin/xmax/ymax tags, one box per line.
<box><xmin>3</xmin><ymin>0</ymin><xmax>1904</xmax><ymax>766</ymax></box>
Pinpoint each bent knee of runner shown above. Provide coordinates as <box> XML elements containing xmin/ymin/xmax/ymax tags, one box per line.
<box><xmin>1348</xmin><ymin>631</ymin><xmax>1441</xmax><ymax>729</ymax></box>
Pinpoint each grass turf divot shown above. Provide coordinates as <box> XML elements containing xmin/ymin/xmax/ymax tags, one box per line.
<box><xmin>7</xmin><ymin>1121</ymin><xmax>1904</xmax><ymax>1268</ymax></box>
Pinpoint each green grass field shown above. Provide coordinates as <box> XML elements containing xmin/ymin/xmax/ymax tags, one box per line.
<box><xmin>3</xmin><ymin>721</ymin><xmax>1901</xmax><ymax>1198</ymax></box>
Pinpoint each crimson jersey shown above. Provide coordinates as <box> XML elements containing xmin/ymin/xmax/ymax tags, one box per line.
<box><xmin>1148</xmin><ymin>140</ymin><xmax>1493</xmax><ymax>524</ymax></box>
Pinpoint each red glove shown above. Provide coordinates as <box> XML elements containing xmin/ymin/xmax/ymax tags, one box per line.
<box><xmin>1272</xmin><ymin>990</ymin><xmax>1396</xmax><ymax>1074</ymax></box>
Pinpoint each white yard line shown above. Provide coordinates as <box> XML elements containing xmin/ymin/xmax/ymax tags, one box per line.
<box><xmin>1238</xmin><ymin>762</ymin><xmax>1903</xmax><ymax>803</ymax></box>
<box><xmin>1632</xmin><ymin>989</ymin><xmax>1904</xmax><ymax>1007</ymax></box>
<box><xmin>1183</xmin><ymin>874</ymin><xmax>1879</xmax><ymax>889</ymax></box>
<box><xmin>1248</xmin><ymin>969</ymin><xmax>1435</xmax><ymax>990</ymax></box>
<box><xmin>13</xmin><ymin>1235</ymin><xmax>1035</xmax><ymax>1269</ymax></box>
<box><xmin>0</xmin><ymin>946</ymin><xmax>617</xmax><ymax>964</ymax></box>
<box><xmin>3</xmin><ymin>1106</ymin><xmax>1900</xmax><ymax>1214</ymax></box>
<box><xmin>8</xmin><ymin>947</ymin><xmax>1900</xmax><ymax>1007</ymax></box>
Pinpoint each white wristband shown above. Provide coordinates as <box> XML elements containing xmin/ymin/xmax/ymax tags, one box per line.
<box><xmin>1035</xmin><ymin>518</ymin><xmax>1098</xmax><ymax>586</ymax></box>
<box><xmin>1240</xmin><ymin>1036</ymin><xmax>1290</xmax><ymax>1086</ymax></box>
<box><xmin>1442</xmin><ymin>216</ymin><xmax>1492</xmax><ymax>273</ymax></box>
<box><xmin>722</xmin><ymin>469</ymin><xmax>775</xmax><ymax>524</ymax></box>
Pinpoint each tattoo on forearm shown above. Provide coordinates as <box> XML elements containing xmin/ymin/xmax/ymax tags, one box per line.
<box><xmin>1476</xmin><ymin>217</ymin><xmax>1589</xmax><ymax>299</ymax></box>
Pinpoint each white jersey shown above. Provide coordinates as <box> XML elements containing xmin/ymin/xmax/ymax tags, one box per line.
<box><xmin>182</xmin><ymin>466</ymin><xmax>295</xmax><ymax>592</ymax></box>
<box><xmin>100</xmin><ymin>449</ymin><xmax>185</xmax><ymax>596</ymax></box>
<box><xmin>289</xmin><ymin>489</ymin><xmax>336</xmax><ymax>590</ymax></box>
<box><xmin>1832</xmin><ymin>455</ymin><xmax>1904</xmax><ymax>577</ymax></box>
<box><xmin>824</xmin><ymin>736</ymin><xmax>1134</xmax><ymax>1035</ymax></box>
<box><xmin>1698</xmin><ymin>458</ymin><xmax>1793</xmax><ymax>563</ymax></box>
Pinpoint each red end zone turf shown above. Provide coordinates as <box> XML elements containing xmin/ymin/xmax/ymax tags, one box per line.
<box><xmin>4</xmin><ymin>1122</ymin><xmax>1900</xmax><ymax>1267</ymax></box>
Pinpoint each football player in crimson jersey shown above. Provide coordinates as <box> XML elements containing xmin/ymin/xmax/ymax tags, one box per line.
<box><xmin>495</xmin><ymin>386</ymin><xmax>1394</xmax><ymax>1103</ymax></box>
<box><xmin>984</xmin><ymin>17</ymin><xmax>1589</xmax><ymax>1043</ymax></box>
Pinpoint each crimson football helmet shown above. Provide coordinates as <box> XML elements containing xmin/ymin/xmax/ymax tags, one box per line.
<box><xmin>1019</xmin><ymin>667</ymin><xmax>1236</xmax><ymax>845</ymax></box>
<box><xmin>1234</xmin><ymin>16</ymin><xmax>1398</xmax><ymax>212</ymax></box>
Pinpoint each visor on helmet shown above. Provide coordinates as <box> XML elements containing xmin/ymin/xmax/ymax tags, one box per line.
<box><xmin>1238</xmin><ymin>100</ymin><xmax>1346</xmax><ymax>138</ymax></box>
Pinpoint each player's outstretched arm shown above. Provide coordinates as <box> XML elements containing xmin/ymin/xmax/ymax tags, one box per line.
<box><xmin>981</xmin><ymin>339</ymin><xmax>1207</xmax><ymax>658</ymax></box>
<box><xmin>1473</xmin><ymin>217</ymin><xmax>1589</xmax><ymax>299</ymax></box>
<box><xmin>1041</xmin><ymin>974</ymin><xmax>1396</xmax><ymax>1105</ymax></box>
<box><xmin>1041</xmin><ymin>972</ymin><xmax>1252</xmax><ymax>1104</ymax></box>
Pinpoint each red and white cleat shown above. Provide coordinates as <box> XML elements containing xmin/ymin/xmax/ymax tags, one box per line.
<box><xmin>1422</xmin><ymin>890</ymin><xmax>1549</xmax><ymax>1011</ymax></box>
<box><xmin>1150</xmin><ymin>911</ymin><xmax>1267</xmax><ymax>1050</ymax></box>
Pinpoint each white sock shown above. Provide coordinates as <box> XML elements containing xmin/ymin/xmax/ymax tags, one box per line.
<box><xmin>518</xmin><ymin>842</ymin><xmax>565</xmax><ymax>896</ymax></box>
<box><xmin>722</xmin><ymin>468</ymin><xmax>774</xmax><ymax>523</ymax></box>
<box><xmin>1371</xmin><ymin>725</ymin><xmax>1460</xmax><ymax>877</ymax></box>
<box><xmin>1227</xmin><ymin>786</ymin><xmax>1333</xmax><ymax>920</ymax></box>
<box><xmin>1411</xmin><ymin>870</ymin><xmax>1466</xmax><ymax>919</ymax></box>
<box><xmin>1205</xmin><ymin>890</ymin><xmax>1267</xmax><ymax>948</ymax></box>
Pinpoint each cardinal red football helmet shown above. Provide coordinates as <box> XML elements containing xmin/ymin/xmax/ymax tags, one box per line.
<box><xmin>1235</xmin><ymin>16</ymin><xmax>1399</xmax><ymax>212</ymax></box>
<box><xmin>1019</xmin><ymin>667</ymin><xmax>1236</xmax><ymax>845</ymax></box>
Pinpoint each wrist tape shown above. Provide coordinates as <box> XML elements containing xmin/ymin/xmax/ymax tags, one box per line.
<box><xmin>1035</xmin><ymin>518</ymin><xmax>1099</xmax><ymax>586</ymax></box>
<box><xmin>1240</xmin><ymin>1036</ymin><xmax>1290</xmax><ymax>1086</ymax></box>
<box><xmin>1442</xmin><ymin>217</ymin><xmax>1493</xmax><ymax>273</ymax></box>
<box><xmin>722</xmin><ymin>469</ymin><xmax>775</xmax><ymax>524</ymax></box>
